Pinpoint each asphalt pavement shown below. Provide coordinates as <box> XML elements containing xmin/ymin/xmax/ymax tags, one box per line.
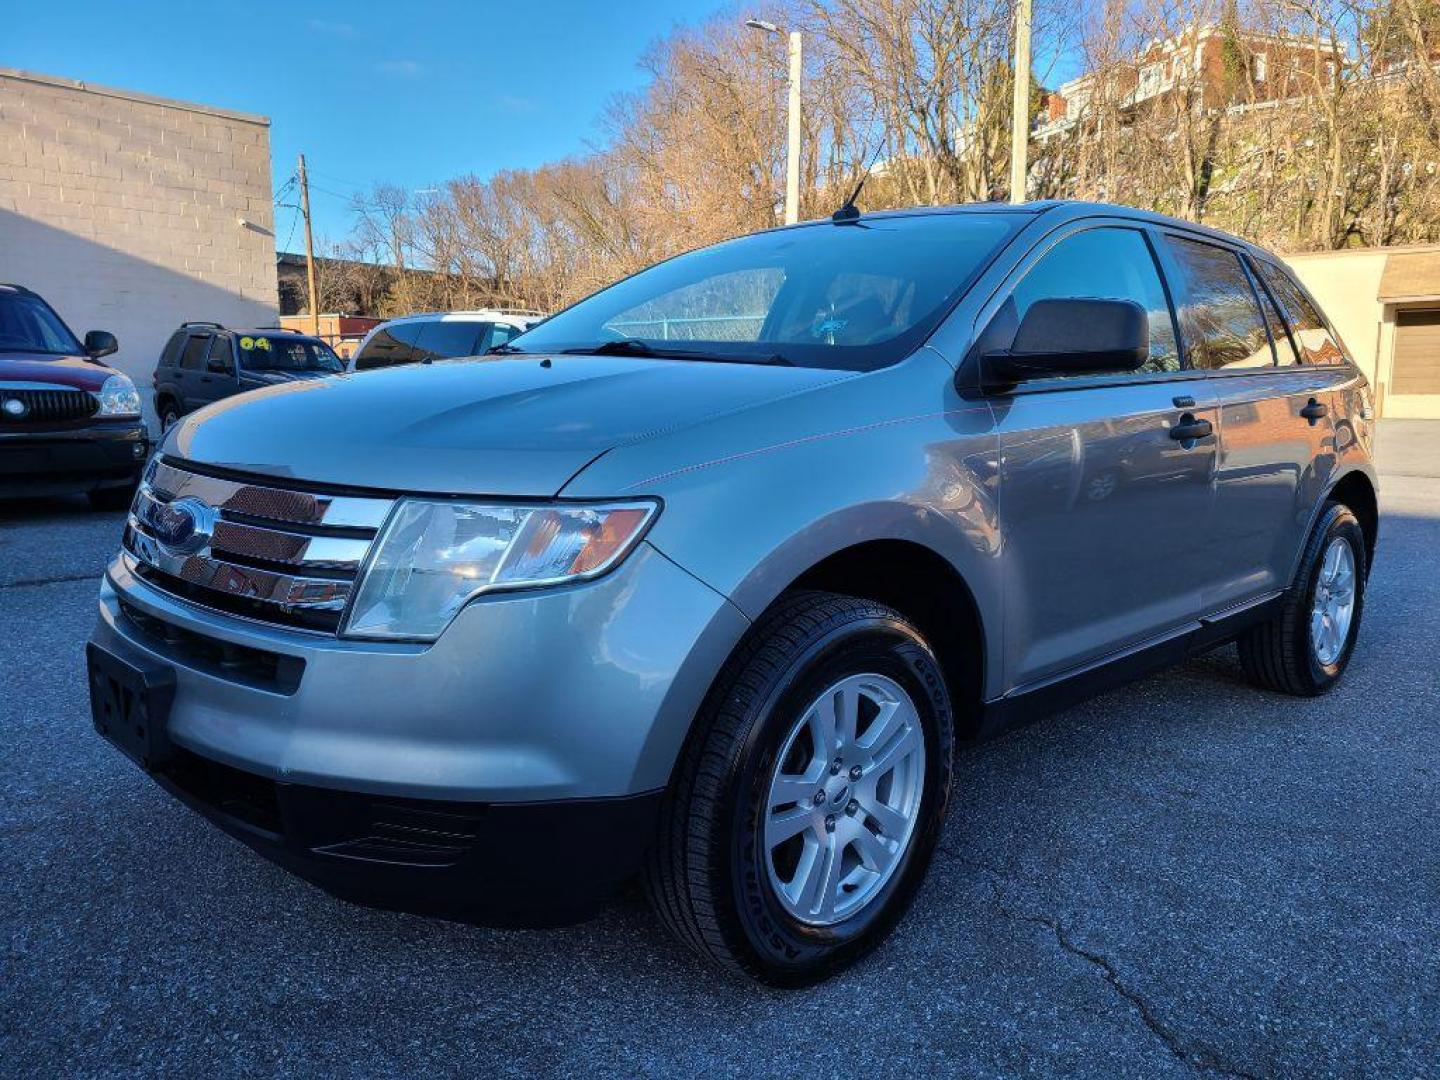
<box><xmin>2</xmin><ymin>427</ymin><xmax>1437</xmax><ymax>1078</ymax></box>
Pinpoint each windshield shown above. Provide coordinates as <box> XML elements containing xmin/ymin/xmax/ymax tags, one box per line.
<box><xmin>508</xmin><ymin>213</ymin><xmax>1022</xmax><ymax>370</ymax></box>
<box><xmin>240</xmin><ymin>335</ymin><xmax>344</xmax><ymax>373</ymax></box>
<box><xmin>0</xmin><ymin>290</ymin><xmax>84</xmax><ymax>355</ymax></box>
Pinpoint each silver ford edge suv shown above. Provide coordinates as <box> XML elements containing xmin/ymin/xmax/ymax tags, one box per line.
<box><xmin>88</xmin><ymin>202</ymin><xmax>1378</xmax><ymax>985</ymax></box>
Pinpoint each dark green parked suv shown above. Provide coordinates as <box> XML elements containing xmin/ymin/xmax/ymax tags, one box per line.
<box><xmin>152</xmin><ymin>322</ymin><xmax>344</xmax><ymax>432</ymax></box>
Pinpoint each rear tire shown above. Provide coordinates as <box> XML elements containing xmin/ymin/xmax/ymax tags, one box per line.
<box><xmin>157</xmin><ymin>399</ymin><xmax>180</xmax><ymax>434</ymax></box>
<box><xmin>1237</xmin><ymin>502</ymin><xmax>1367</xmax><ymax>696</ymax></box>
<box><xmin>644</xmin><ymin>590</ymin><xmax>954</xmax><ymax>986</ymax></box>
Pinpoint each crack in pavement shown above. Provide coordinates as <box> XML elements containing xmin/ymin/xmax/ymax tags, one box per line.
<box><xmin>0</xmin><ymin>571</ymin><xmax>101</xmax><ymax>591</ymax></box>
<box><xmin>944</xmin><ymin>847</ymin><xmax>1263</xmax><ymax>1080</ymax></box>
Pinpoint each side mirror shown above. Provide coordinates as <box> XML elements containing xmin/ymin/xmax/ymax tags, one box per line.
<box><xmin>983</xmin><ymin>298</ymin><xmax>1148</xmax><ymax>386</ymax></box>
<box><xmin>84</xmin><ymin>330</ymin><xmax>118</xmax><ymax>359</ymax></box>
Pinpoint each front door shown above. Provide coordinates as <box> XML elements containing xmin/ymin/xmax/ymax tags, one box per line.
<box><xmin>982</xmin><ymin>223</ymin><xmax>1220</xmax><ymax>691</ymax></box>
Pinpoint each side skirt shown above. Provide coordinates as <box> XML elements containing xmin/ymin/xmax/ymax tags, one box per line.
<box><xmin>975</xmin><ymin>592</ymin><xmax>1284</xmax><ymax>741</ymax></box>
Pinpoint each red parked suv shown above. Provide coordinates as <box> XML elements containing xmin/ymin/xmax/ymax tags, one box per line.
<box><xmin>0</xmin><ymin>284</ymin><xmax>149</xmax><ymax>509</ymax></box>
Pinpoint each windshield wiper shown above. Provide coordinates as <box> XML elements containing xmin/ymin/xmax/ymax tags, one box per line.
<box><xmin>561</xmin><ymin>339</ymin><xmax>662</xmax><ymax>357</ymax></box>
<box><xmin>486</xmin><ymin>342</ymin><xmax>528</xmax><ymax>355</ymax></box>
<box><xmin>560</xmin><ymin>339</ymin><xmax>794</xmax><ymax>366</ymax></box>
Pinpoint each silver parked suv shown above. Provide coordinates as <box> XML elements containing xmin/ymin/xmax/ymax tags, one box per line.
<box><xmin>88</xmin><ymin>202</ymin><xmax>1377</xmax><ymax>985</ymax></box>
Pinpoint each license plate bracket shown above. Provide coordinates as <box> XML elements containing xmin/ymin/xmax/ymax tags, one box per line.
<box><xmin>87</xmin><ymin>642</ymin><xmax>176</xmax><ymax>771</ymax></box>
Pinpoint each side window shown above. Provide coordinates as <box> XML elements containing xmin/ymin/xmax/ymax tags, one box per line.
<box><xmin>1248</xmin><ymin>262</ymin><xmax>1300</xmax><ymax>366</ymax></box>
<box><xmin>179</xmin><ymin>334</ymin><xmax>211</xmax><ymax>371</ymax></box>
<box><xmin>354</xmin><ymin>322</ymin><xmax>424</xmax><ymax>371</ymax></box>
<box><xmin>159</xmin><ymin>330</ymin><xmax>188</xmax><ymax>368</ymax></box>
<box><xmin>1003</xmin><ymin>227</ymin><xmax>1180</xmax><ymax>374</ymax></box>
<box><xmin>414</xmin><ymin>320</ymin><xmax>488</xmax><ymax>362</ymax></box>
<box><xmin>206</xmin><ymin>335</ymin><xmax>233</xmax><ymax>373</ymax></box>
<box><xmin>1164</xmin><ymin>237</ymin><xmax>1274</xmax><ymax>370</ymax></box>
<box><xmin>486</xmin><ymin>323</ymin><xmax>520</xmax><ymax>349</ymax></box>
<box><xmin>1255</xmin><ymin>260</ymin><xmax>1347</xmax><ymax>366</ymax></box>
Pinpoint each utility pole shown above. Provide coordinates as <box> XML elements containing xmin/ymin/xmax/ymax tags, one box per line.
<box><xmin>297</xmin><ymin>153</ymin><xmax>319</xmax><ymax>337</ymax></box>
<box><xmin>746</xmin><ymin>19</ymin><xmax>803</xmax><ymax>225</ymax></box>
<box><xmin>1009</xmin><ymin>0</ymin><xmax>1033</xmax><ymax>204</ymax></box>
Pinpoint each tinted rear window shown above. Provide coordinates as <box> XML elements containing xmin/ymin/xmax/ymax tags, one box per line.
<box><xmin>179</xmin><ymin>335</ymin><xmax>211</xmax><ymax>370</ymax></box>
<box><xmin>1164</xmin><ymin>237</ymin><xmax>1273</xmax><ymax>370</ymax></box>
<box><xmin>414</xmin><ymin>320</ymin><xmax>487</xmax><ymax>362</ymax></box>
<box><xmin>1254</xmin><ymin>260</ymin><xmax>1347</xmax><ymax>366</ymax></box>
<box><xmin>355</xmin><ymin>322</ymin><xmax>424</xmax><ymax>371</ymax></box>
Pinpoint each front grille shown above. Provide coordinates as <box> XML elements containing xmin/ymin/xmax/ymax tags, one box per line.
<box><xmin>0</xmin><ymin>386</ymin><xmax>99</xmax><ymax>424</ymax></box>
<box><xmin>121</xmin><ymin>457</ymin><xmax>393</xmax><ymax>634</ymax></box>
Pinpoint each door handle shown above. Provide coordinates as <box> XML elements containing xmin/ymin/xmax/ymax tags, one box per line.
<box><xmin>1169</xmin><ymin>413</ymin><xmax>1213</xmax><ymax>442</ymax></box>
<box><xmin>1300</xmin><ymin>397</ymin><xmax>1329</xmax><ymax>423</ymax></box>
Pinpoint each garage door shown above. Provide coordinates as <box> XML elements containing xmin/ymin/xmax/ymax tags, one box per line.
<box><xmin>1393</xmin><ymin>309</ymin><xmax>1440</xmax><ymax>395</ymax></box>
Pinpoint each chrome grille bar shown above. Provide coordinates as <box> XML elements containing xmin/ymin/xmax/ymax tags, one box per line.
<box><xmin>122</xmin><ymin>458</ymin><xmax>396</xmax><ymax>632</ymax></box>
<box><xmin>149</xmin><ymin>459</ymin><xmax>391</xmax><ymax>530</ymax></box>
<box><xmin>132</xmin><ymin>487</ymin><xmax>371</xmax><ymax>574</ymax></box>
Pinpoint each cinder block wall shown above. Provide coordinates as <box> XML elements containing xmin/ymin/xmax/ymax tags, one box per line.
<box><xmin>0</xmin><ymin>69</ymin><xmax>277</xmax><ymax>425</ymax></box>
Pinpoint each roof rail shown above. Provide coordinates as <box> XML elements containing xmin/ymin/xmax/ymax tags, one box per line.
<box><xmin>180</xmin><ymin>321</ymin><xmax>225</xmax><ymax>329</ymax></box>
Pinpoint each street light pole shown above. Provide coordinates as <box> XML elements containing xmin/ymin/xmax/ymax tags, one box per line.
<box><xmin>1009</xmin><ymin>0</ymin><xmax>1033</xmax><ymax>204</ymax></box>
<box><xmin>785</xmin><ymin>30</ymin><xmax>802</xmax><ymax>225</ymax></box>
<box><xmin>747</xmin><ymin>19</ymin><xmax>802</xmax><ymax>225</ymax></box>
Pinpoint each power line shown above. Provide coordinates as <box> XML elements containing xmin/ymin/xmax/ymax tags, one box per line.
<box><xmin>273</xmin><ymin>173</ymin><xmax>298</xmax><ymax>204</ymax></box>
<box><xmin>278</xmin><ymin>202</ymin><xmax>302</xmax><ymax>256</ymax></box>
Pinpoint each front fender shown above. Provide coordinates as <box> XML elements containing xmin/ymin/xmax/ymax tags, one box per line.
<box><xmin>565</xmin><ymin>353</ymin><xmax>1004</xmax><ymax>696</ymax></box>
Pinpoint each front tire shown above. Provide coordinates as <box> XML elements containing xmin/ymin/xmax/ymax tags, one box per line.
<box><xmin>645</xmin><ymin>590</ymin><xmax>954</xmax><ymax>985</ymax></box>
<box><xmin>1237</xmin><ymin>502</ymin><xmax>1367</xmax><ymax>696</ymax></box>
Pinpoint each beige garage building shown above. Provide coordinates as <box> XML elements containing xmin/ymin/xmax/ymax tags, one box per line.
<box><xmin>0</xmin><ymin>68</ymin><xmax>277</xmax><ymax>420</ymax></box>
<box><xmin>1285</xmin><ymin>244</ymin><xmax>1440</xmax><ymax>419</ymax></box>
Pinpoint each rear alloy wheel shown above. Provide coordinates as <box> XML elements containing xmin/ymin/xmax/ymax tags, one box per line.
<box><xmin>1238</xmin><ymin>501</ymin><xmax>1367</xmax><ymax>696</ymax></box>
<box><xmin>159</xmin><ymin>403</ymin><xmax>180</xmax><ymax>434</ymax></box>
<box><xmin>645</xmin><ymin>590</ymin><xmax>954</xmax><ymax>985</ymax></box>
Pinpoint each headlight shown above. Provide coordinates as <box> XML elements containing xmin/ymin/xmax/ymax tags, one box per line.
<box><xmin>343</xmin><ymin>498</ymin><xmax>659</xmax><ymax>641</ymax></box>
<box><xmin>95</xmin><ymin>374</ymin><xmax>142</xmax><ymax>418</ymax></box>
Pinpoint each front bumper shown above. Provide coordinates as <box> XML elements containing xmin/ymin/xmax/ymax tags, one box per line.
<box><xmin>151</xmin><ymin>740</ymin><xmax>664</xmax><ymax>924</ymax></box>
<box><xmin>90</xmin><ymin>542</ymin><xmax>749</xmax><ymax>914</ymax></box>
<box><xmin>0</xmin><ymin>420</ymin><xmax>148</xmax><ymax>496</ymax></box>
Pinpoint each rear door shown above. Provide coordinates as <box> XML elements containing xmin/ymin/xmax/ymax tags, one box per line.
<box><xmin>984</xmin><ymin>221</ymin><xmax>1220</xmax><ymax>690</ymax></box>
<box><xmin>174</xmin><ymin>332</ymin><xmax>212</xmax><ymax>410</ymax></box>
<box><xmin>1159</xmin><ymin>235</ymin><xmax>1339</xmax><ymax>611</ymax></box>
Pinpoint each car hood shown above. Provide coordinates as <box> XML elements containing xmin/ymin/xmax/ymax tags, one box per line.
<box><xmin>0</xmin><ymin>352</ymin><xmax>115</xmax><ymax>391</ymax></box>
<box><xmin>168</xmin><ymin>353</ymin><xmax>853</xmax><ymax>496</ymax></box>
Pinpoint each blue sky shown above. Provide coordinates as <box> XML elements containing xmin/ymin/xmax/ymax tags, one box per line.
<box><xmin>7</xmin><ymin>0</ymin><xmax>727</xmax><ymax>251</ymax></box>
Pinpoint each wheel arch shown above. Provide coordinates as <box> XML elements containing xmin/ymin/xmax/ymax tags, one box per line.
<box><xmin>786</xmin><ymin>539</ymin><xmax>988</xmax><ymax>741</ymax></box>
<box><xmin>1326</xmin><ymin>468</ymin><xmax>1378</xmax><ymax>574</ymax></box>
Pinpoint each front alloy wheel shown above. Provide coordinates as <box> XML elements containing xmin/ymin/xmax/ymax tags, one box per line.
<box><xmin>646</xmin><ymin>590</ymin><xmax>954</xmax><ymax>985</ymax></box>
<box><xmin>764</xmin><ymin>673</ymin><xmax>926</xmax><ymax>926</ymax></box>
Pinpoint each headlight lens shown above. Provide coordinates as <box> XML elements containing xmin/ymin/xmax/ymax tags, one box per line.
<box><xmin>95</xmin><ymin>374</ymin><xmax>142</xmax><ymax>418</ymax></box>
<box><xmin>343</xmin><ymin>498</ymin><xmax>659</xmax><ymax>640</ymax></box>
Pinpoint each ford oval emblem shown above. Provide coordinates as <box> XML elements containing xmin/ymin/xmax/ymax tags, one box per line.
<box><xmin>151</xmin><ymin>497</ymin><xmax>217</xmax><ymax>555</ymax></box>
<box><xmin>2</xmin><ymin>397</ymin><xmax>27</xmax><ymax>419</ymax></box>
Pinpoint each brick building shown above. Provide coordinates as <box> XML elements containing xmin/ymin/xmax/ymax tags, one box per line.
<box><xmin>0</xmin><ymin>68</ymin><xmax>277</xmax><ymax>416</ymax></box>
<box><xmin>1039</xmin><ymin>24</ymin><xmax>1343</xmax><ymax>135</ymax></box>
